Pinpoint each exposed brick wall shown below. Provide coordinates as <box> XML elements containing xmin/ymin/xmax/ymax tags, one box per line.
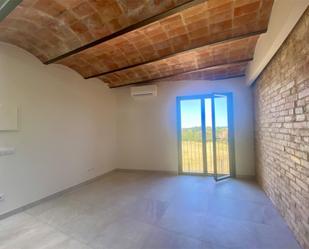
<box><xmin>253</xmin><ymin>8</ymin><xmax>309</xmax><ymax>249</ymax></box>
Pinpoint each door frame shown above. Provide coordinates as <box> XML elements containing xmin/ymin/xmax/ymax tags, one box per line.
<box><xmin>176</xmin><ymin>93</ymin><xmax>236</xmax><ymax>177</ymax></box>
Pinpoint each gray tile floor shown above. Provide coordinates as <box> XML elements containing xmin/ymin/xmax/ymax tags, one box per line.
<box><xmin>0</xmin><ymin>171</ymin><xmax>301</xmax><ymax>249</ymax></box>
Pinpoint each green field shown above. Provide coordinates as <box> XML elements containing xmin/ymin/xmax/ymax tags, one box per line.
<box><xmin>181</xmin><ymin>127</ymin><xmax>229</xmax><ymax>174</ymax></box>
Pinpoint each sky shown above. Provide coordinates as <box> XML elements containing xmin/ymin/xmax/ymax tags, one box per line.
<box><xmin>180</xmin><ymin>97</ymin><xmax>228</xmax><ymax>128</ymax></box>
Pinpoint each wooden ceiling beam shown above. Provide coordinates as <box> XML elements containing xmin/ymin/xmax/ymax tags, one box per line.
<box><xmin>108</xmin><ymin>58</ymin><xmax>252</xmax><ymax>88</ymax></box>
<box><xmin>44</xmin><ymin>0</ymin><xmax>206</xmax><ymax>64</ymax></box>
<box><xmin>0</xmin><ymin>0</ymin><xmax>22</xmax><ymax>22</ymax></box>
<box><xmin>85</xmin><ymin>31</ymin><xmax>265</xmax><ymax>79</ymax></box>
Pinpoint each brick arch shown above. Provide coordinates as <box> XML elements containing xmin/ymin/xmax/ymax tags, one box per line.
<box><xmin>0</xmin><ymin>0</ymin><xmax>274</xmax><ymax>87</ymax></box>
<box><xmin>0</xmin><ymin>0</ymin><xmax>186</xmax><ymax>62</ymax></box>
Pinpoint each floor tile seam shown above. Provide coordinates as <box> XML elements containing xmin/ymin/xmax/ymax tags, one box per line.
<box><xmin>209</xmin><ymin>194</ymin><xmax>271</xmax><ymax>206</ymax></box>
<box><xmin>22</xmin><ymin>211</ymin><xmax>94</xmax><ymax>248</ymax></box>
<box><xmin>153</xmin><ymin>213</ymin><xmax>284</xmax><ymax>245</ymax></box>
<box><xmin>2</xmin><ymin>212</ymin><xmax>93</xmax><ymax>249</ymax></box>
<box><xmin>128</xmin><ymin>215</ymin><xmax>218</xmax><ymax>247</ymax></box>
<box><xmin>204</xmin><ymin>211</ymin><xmax>285</xmax><ymax>228</ymax></box>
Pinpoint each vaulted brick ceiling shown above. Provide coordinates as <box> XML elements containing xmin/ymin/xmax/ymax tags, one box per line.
<box><xmin>0</xmin><ymin>0</ymin><xmax>274</xmax><ymax>88</ymax></box>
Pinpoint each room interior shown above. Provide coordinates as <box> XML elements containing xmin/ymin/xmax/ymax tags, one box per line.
<box><xmin>0</xmin><ymin>0</ymin><xmax>308</xmax><ymax>248</ymax></box>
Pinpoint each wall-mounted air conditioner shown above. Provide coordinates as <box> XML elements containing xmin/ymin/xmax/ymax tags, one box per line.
<box><xmin>130</xmin><ymin>85</ymin><xmax>157</xmax><ymax>97</ymax></box>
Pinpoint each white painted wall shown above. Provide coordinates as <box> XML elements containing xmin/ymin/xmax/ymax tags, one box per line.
<box><xmin>115</xmin><ymin>78</ymin><xmax>255</xmax><ymax>177</ymax></box>
<box><xmin>0</xmin><ymin>43</ymin><xmax>117</xmax><ymax>215</ymax></box>
<box><xmin>0</xmin><ymin>44</ymin><xmax>256</xmax><ymax>216</ymax></box>
<box><xmin>246</xmin><ymin>0</ymin><xmax>308</xmax><ymax>85</ymax></box>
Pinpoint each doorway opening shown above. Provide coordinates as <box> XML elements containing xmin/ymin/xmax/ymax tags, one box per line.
<box><xmin>176</xmin><ymin>93</ymin><xmax>235</xmax><ymax>181</ymax></box>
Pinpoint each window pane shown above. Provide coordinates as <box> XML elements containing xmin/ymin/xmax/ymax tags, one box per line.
<box><xmin>180</xmin><ymin>99</ymin><xmax>203</xmax><ymax>173</ymax></box>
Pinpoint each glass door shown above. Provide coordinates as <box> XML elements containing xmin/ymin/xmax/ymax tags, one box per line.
<box><xmin>177</xmin><ymin>93</ymin><xmax>235</xmax><ymax>179</ymax></box>
<box><xmin>178</xmin><ymin>98</ymin><xmax>204</xmax><ymax>174</ymax></box>
<box><xmin>212</xmin><ymin>94</ymin><xmax>234</xmax><ymax>181</ymax></box>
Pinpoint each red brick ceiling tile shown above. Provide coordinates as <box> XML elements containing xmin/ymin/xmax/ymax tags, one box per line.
<box><xmin>154</xmin><ymin>61</ymin><xmax>248</xmax><ymax>82</ymax></box>
<box><xmin>100</xmin><ymin>35</ymin><xmax>258</xmax><ymax>87</ymax></box>
<box><xmin>0</xmin><ymin>0</ymin><xmax>187</xmax><ymax>61</ymax></box>
<box><xmin>56</xmin><ymin>0</ymin><xmax>272</xmax><ymax>80</ymax></box>
<box><xmin>0</xmin><ymin>0</ymin><xmax>273</xmax><ymax>87</ymax></box>
<box><xmin>108</xmin><ymin>62</ymin><xmax>248</xmax><ymax>87</ymax></box>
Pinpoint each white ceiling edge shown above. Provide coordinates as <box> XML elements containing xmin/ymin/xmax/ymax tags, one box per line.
<box><xmin>245</xmin><ymin>0</ymin><xmax>309</xmax><ymax>86</ymax></box>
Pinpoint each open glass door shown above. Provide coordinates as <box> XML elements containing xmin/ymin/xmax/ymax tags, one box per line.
<box><xmin>212</xmin><ymin>94</ymin><xmax>234</xmax><ymax>181</ymax></box>
<box><xmin>177</xmin><ymin>93</ymin><xmax>235</xmax><ymax>179</ymax></box>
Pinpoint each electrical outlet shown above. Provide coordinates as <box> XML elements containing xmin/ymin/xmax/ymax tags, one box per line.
<box><xmin>0</xmin><ymin>194</ymin><xmax>5</xmax><ymax>202</ymax></box>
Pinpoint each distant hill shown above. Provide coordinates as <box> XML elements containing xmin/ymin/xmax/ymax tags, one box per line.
<box><xmin>182</xmin><ymin>126</ymin><xmax>228</xmax><ymax>141</ymax></box>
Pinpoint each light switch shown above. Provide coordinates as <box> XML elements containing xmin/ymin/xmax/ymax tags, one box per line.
<box><xmin>0</xmin><ymin>148</ymin><xmax>15</xmax><ymax>156</ymax></box>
